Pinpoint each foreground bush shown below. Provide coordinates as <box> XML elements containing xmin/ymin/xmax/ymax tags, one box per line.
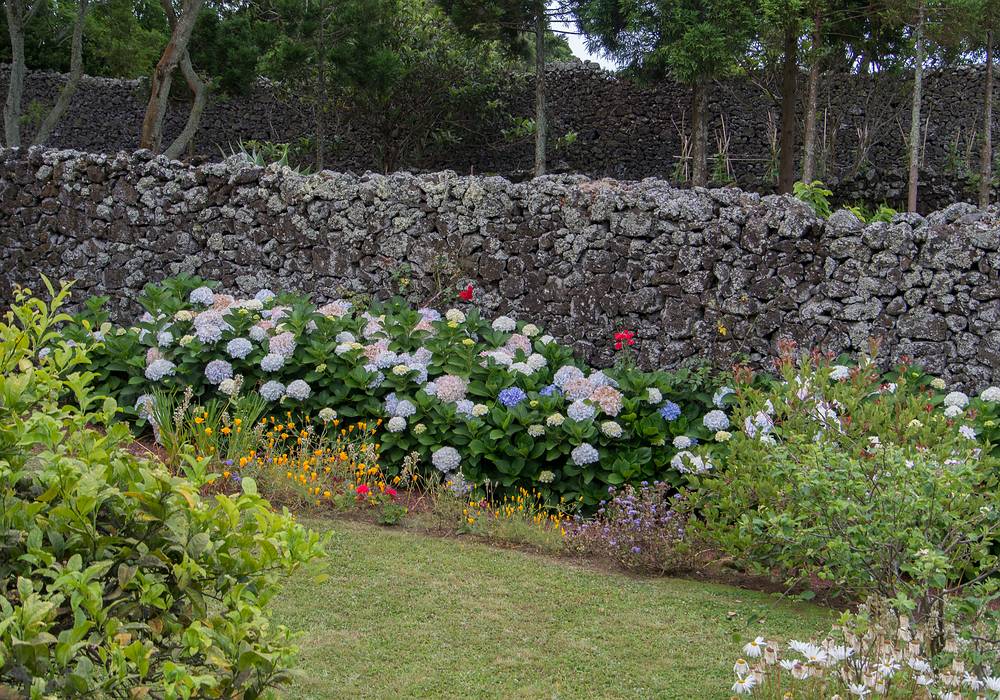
<box><xmin>690</xmin><ymin>346</ymin><xmax>1000</xmax><ymax>617</ymax></box>
<box><xmin>68</xmin><ymin>276</ymin><xmax>723</xmax><ymax>505</ymax></box>
<box><xmin>1</xmin><ymin>282</ymin><xmax>326</xmax><ymax>698</ymax></box>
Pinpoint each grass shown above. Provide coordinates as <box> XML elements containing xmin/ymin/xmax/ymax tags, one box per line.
<box><xmin>271</xmin><ymin>518</ymin><xmax>833</xmax><ymax>699</ymax></box>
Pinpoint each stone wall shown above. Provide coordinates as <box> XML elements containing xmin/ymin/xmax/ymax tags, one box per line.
<box><xmin>3</xmin><ymin>147</ymin><xmax>1000</xmax><ymax>389</ymax></box>
<box><xmin>6</xmin><ymin>62</ymin><xmax>998</xmax><ymax>212</ymax></box>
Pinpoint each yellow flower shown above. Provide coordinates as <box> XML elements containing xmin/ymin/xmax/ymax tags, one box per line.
<box><xmin>462</xmin><ymin>338</ymin><xmax>474</xmax><ymax>346</ymax></box>
<box><xmin>204</xmin><ymin>427</ymin><xmax>213</xmax><ymax>436</ymax></box>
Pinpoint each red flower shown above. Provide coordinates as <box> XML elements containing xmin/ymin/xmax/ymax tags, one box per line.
<box><xmin>458</xmin><ymin>284</ymin><xmax>474</xmax><ymax>301</ymax></box>
<box><xmin>613</xmin><ymin>329</ymin><xmax>636</xmax><ymax>350</ymax></box>
<box><xmin>386</xmin><ymin>487</ymin><xmax>398</xmax><ymax>498</ymax></box>
<box><xmin>356</xmin><ymin>484</ymin><xmax>370</xmax><ymax>496</ymax></box>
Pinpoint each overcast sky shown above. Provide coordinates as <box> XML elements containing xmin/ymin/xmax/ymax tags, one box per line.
<box><xmin>549</xmin><ymin>16</ymin><xmax>618</xmax><ymax>71</ymax></box>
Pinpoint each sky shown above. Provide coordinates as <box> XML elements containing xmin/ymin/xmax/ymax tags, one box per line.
<box><xmin>549</xmin><ymin>16</ymin><xmax>618</xmax><ymax>71</ymax></box>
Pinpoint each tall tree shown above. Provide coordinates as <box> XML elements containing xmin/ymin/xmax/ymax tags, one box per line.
<box><xmin>801</xmin><ymin>0</ymin><xmax>825</xmax><ymax>182</ymax></box>
<box><xmin>907</xmin><ymin>0</ymin><xmax>926</xmax><ymax>211</ymax></box>
<box><xmin>439</xmin><ymin>0</ymin><xmax>568</xmax><ymax>177</ymax></box>
<box><xmin>968</xmin><ymin>0</ymin><xmax>1000</xmax><ymax>205</ymax></box>
<box><xmin>574</xmin><ymin>0</ymin><xmax>755</xmax><ymax>186</ymax></box>
<box><xmin>3</xmin><ymin>0</ymin><xmax>91</xmax><ymax>147</ymax></box>
<box><xmin>139</xmin><ymin>0</ymin><xmax>204</xmax><ymax>153</ymax></box>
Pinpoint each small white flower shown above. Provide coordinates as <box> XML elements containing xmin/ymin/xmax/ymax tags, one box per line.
<box><xmin>847</xmin><ymin>682</ymin><xmax>869</xmax><ymax>697</ymax></box>
<box><xmin>471</xmin><ymin>403</ymin><xmax>489</xmax><ymax>417</ymax></box>
<box><xmin>959</xmin><ymin>424</ymin><xmax>977</xmax><ymax>440</ymax></box>
<box><xmin>527</xmin><ymin>424</ymin><xmax>545</xmax><ymax>437</ymax></box>
<box><xmin>944</xmin><ymin>404</ymin><xmax>964</xmax><ymax>418</ymax></box>
<box><xmin>714</xmin><ymin>430</ymin><xmax>731</xmax><ymax>442</ymax></box>
<box><xmin>743</xmin><ymin>637</ymin><xmax>766</xmax><ymax>658</ymax></box>
<box><xmin>539</xmin><ymin>334</ymin><xmax>554</xmax><ymax>345</ymax></box>
<box><xmin>647</xmin><ymin>387</ymin><xmax>662</xmax><ymax>404</ymax></box>
<box><xmin>829</xmin><ymin>364</ymin><xmax>851</xmax><ymax>381</ymax></box>
<box><xmin>445</xmin><ymin>309</ymin><xmax>466</xmax><ymax>323</ymax></box>
<box><xmin>318</xmin><ymin>407</ymin><xmax>337</xmax><ymax>422</ymax></box>
<box><xmin>600</xmin><ymin>421</ymin><xmax>622</xmax><ymax>438</ymax></box>
<box><xmin>734</xmin><ymin>658</ymin><xmax>750</xmax><ymax>675</ymax></box>
<box><xmin>731</xmin><ymin>675</ymin><xmax>756</xmax><ymax>695</ymax></box>
<box><xmin>387</xmin><ymin>416</ymin><xmax>407</xmax><ymax>432</ymax></box>
<box><xmin>672</xmin><ymin>436</ymin><xmax>692</xmax><ymax>450</ymax></box>
<box><xmin>521</xmin><ymin>323</ymin><xmax>540</xmax><ymax>337</ymax></box>
<box><xmin>546</xmin><ymin>413</ymin><xmax>565</xmax><ymax>427</ymax></box>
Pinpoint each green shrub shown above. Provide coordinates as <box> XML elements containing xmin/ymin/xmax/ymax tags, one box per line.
<box><xmin>65</xmin><ymin>275</ymin><xmax>723</xmax><ymax>506</ymax></box>
<box><xmin>792</xmin><ymin>180</ymin><xmax>833</xmax><ymax>218</ymax></box>
<box><xmin>1</xmin><ymin>282</ymin><xmax>326</xmax><ymax>698</ymax></box>
<box><xmin>689</xmin><ymin>349</ymin><xmax>1000</xmax><ymax>617</ymax></box>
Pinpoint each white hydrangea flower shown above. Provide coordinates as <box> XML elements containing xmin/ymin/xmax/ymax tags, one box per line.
<box><xmin>526</xmin><ymin>353</ymin><xmax>547</xmax><ymax>370</ymax></box>
<box><xmin>510</xmin><ymin>362</ymin><xmax>534</xmax><ymax>376</ymax></box>
<box><xmin>218</xmin><ymin>377</ymin><xmax>239</xmax><ymax>396</ymax></box>
<box><xmin>492</xmin><ymin>316</ymin><xmax>516</xmax><ymax>332</ymax></box>
<box><xmin>546</xmin><ymin>413</ymin><xmax>565</xmax><ymax>427</ymax></box>
<box><xmin>387</xmin><ymin>416</ymin><xmax>407</xmax><ymax>432</ymax></box>
<box><xmin>471</xmin><ymin>403</ymin><xmax>489</xmax><ymax>417</ymax></box>
<box><xmin>672</xmin><ymin>435</ymin><xmax>692</xmax><ymax>450</ymax></box>
<box><xmin>255</xmin><ymin>289</ymin><xmax>275</xmax><ymax>302</ymax></box>
<box><xmin>527</xmin><ymin>424</ymin><xmax>545</xmax><ymax>437</ymax></box>
<box><xmin>174</xmin><ymin>310</ymin><xmax>193</xmax><ymax>322</ymax></box>
<box><xmin>521</xmin><ymin>323</ymin><xmax>540</xmax><ymax>337</ymax></box>
<box><xmin>285</xmin><ymin>379</ymin><xmax>311</xmax><ymax>400</ymax></box>
<box><xmin>392</xmin><ymin>364</ymin><xmax>411</xmax><ymax>377</ymax></box>
<box><xmin>930</xmin><ymin>377</ymin><xmax>947</xmax><ymax>390</ymax></box>
<box><xmin>959</xmin><ymin>425</ymin><xmax>977</xmax><ymax>440</ymax></box>
<box><xmin>432</xmin><ymin>446</ymin><xmax>461</xmax><ymax>472</ymax></box>
<box><xmin>944</xmin><ymin>405</ymin><xmax>964</xmax><ymax>418</ymax></box>
<box><xmin>980</xmin><ymin>386</ymin><xmax>1000</xmax><ymax>402</ymax></box>
<box><xmin>703</xmin><ymin>409</ymin><xmax>730</xmax><ymax>431</ymax></box>
<box><xmin>570</xmin><ymin>443</ymin><xmax>599</xmax><ymax>466</ymax></box>
<box><xmin>394</xmin><ymin>399</ymin><xmax>416</xmax><ymax>418</ymax></box>
<box><xmin>248</xmin><ymin>325</ymin><xmax>268</xmax><ymax>342</ymax></box>
<box><xmin>553</xmin><ymin>365</ymin><xmax>585</xmax><ymax>389</ymax></box>
<box><xmin>156</xmin><ymin>330</ymin><xmax>174</xmax><ymax>348</ymax></box>
<box><xmin>539</xmin><ymin>334</ymin><xmax>554</xmax><ymax>345</ymax></box>
<box><xmin>647</xmin><ymin>387</ymin><xmax>662</xmax><ymax>404</ymax></box>
<box><xmin>318</xmin><ymin>407</ymin><xmax>337</xmax><ymax>422</ymax></box>
<box><xmin>715</xmin><ymin>430</ymin><xmax>732</xmax><ymax>442</ymax></box>
<box><xmin>445</xmin><ymin>309</ymin><xmax>466</xmax><ymax>323</ymax></box>
<box><xmin>600</xmin><ymin>421</ymin><xmax>622</xmax><ymax>438</ymax></box>
<box><xmin>944</xmin><ymin>391</ymin><xmax>969</xmax><ymax>408</ymax></box>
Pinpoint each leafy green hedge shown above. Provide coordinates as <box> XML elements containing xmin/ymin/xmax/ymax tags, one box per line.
<box><xmin>1</xmin><ymin>282</ymin><xmax>326</xmax><ymax>698</ymax></box>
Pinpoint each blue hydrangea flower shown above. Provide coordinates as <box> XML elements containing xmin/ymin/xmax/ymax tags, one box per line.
<box><xmin>570</xmin><ymin>443</ymin><xmax>600</xmax><ymax>466</ymax></box>
<box><xmin>260</xmin><ymin>352</ymin><xmax>285</xmax><ymax>372</ymax></box>
<box><xmin>260</xmin><ymin>380</ymin><xmax>285</xmax><ymax>401</ymax></box>
<box><xmin>498</xmin><ymin>386</ymin><xmax>527</xmax><ymax>407</ymax></box>
<box><xmin>659</xmin><ymin>401</ymin><xmax>681</xmax><ymax>421</ymax></box>
<box><xmin>156</xmin><ymin>330</ymin><xmax>174</xmax><ymax>348</ymax></box>
<box><xmin>204</xmin><ymin>359</ymin><xmax>233</xmax><ymax>385</ymax></box>
<box><xmin>539</xmin><ymin>384</ymin><xmax>560</xmax><ymax>397</ymax></box>
<box><xmin>567</xmin><ymin>400</ymin><xmax>596</xmax><ymax>422</ymax></box>
<box><xmin>255</xmin><ymin>289</ymin><xmax>275</xmax><ymax>302</ymax></box>
<box><xmin>195</xmin><ymin>323</ymin><xmax>223</xmax><ymax>345</ymax></box>
<box><xmin>394</xmin><ymin>399</ymin><xmax>416</xmax><ymax>418</ymax></box>
<box><xmin>226</xmin><ymin>337</ymin><xmax>253</xmax><ymax>359</ymax></box>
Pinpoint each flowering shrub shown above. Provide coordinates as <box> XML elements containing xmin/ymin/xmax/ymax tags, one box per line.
<box><xmin>689</xmin><ymin>347</ymin><xmax>1000</xmax><ymax>616</ymax></box>
<box><xmin>566</xmin><ymin>482</ymin><xmax>692</xmax><ymax>573</ymax></box>
<box><xmin>68</xmin><ymin>275</ymin><xmax>721</xmax><ymax>505</ymax></box>
<box><xmin>0</xmin><ymin>283</ymin><xmax>326</xmax><ymax>697</ymax></box>
<box><xmin>729</xmin><ymin>598</ymin><xmax>1000</xmax><ymax>697</ymax></box>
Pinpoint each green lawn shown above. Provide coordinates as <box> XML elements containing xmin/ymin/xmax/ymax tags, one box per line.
<box><xmin>272</xmin><ymin>519</ymin><xmax>832</xmax><ymax>699</ymax></box>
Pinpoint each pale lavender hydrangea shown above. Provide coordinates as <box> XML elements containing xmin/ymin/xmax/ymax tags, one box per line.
<box><xmin>226</xmin><ymin>338</ymin><xmax>253</xmax><ymax>359</ymax></box>
<box><xmin>567</xmin><ymin>400</ymin><xmax>595</xmax><ymax>422</ymax></box>
<box><xmin>189</xmin><ymin>286</ymin><xmax>215</xmax><ymax>305</ymax></box>
<box><xmin>195</xmin><ymin>323</ymin><xmax>223</xmax><ymax>345</ymax></box>
<box><xmin>702</xmin><ymin>409</ymin><xmax>730</xmax><ymax>431</ymax></box>
<box><xmin>394</xmin><ymin>399</ymin><xmax>416</xmax><ymax>418</ymax></box>
<box><xmin>145</xmin><ymin>359</ymin><xmax>176</xmax><ymax>382</ymax></box>
<box><xmin>260</xmin><ymin>353</ymin><xmax>285</xmax><ymax>372</ymax></box>
<box><xmin>455</xmin><ymin>400</ymin><xmax>475</xmax><ymax>417</ymax></box>
<box><xmin>285</xmin><ymin>379</ymin><xmax>311</xmax><ymax>400</ymax></box>
<box><xmin>387</xmin><ymin>416</ymin><xmax>407</xmax><ymax>432</ymax></box>
<box><xmin>432</xmin><ymin>446</ymin><xmax>461</xmax><ymax>472</ymax></box>
<box><xmin>335</xmin><ymin>331</ymin><xmax>357</xmax><ymax>344</ymax></box>
<box><xmin>205</xmin><ymin>359</ymin><xmax>233</xmax><ymax>385</ymax></box>
<box><xmin>156</xmin><ymin>330</ymin><xmax>174</xmax><ymax>348</ymax></box>
<box><xmin>268</xmin><ymin>331</ymin><xmax>297</xmax><ymax>357</ymax></box>
<box><xmin>554</xmin><ymin>365</ymin><xmax>585</xmax><ymax>389</ymax></box>
<box><xmin>492</xmin><ymin>315</ymin><xmax>516</xmax><ymax>332</ymax></box>
<box><xmin>255</xmin><ymin>289</ymin><xmax>275</xmax><ymax>302</ymax></box>
<box><xmin>384</xmin><ymin>392</ymin><xmax>400</xmax><ymax>416</ymax></box>
<box><xmin>571</xmin><ymin>443</ymin><xmax>599</xmax><ymax>466</ymax></box>
<box><xmin>249</xmin><ymin>325</ymin><xmax>268</xmax><ymax>342</ymax></box>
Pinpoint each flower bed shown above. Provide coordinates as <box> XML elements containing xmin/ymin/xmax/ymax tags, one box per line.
<box><xmin>68</xmin><ymin>276</ymin><xmax>724</xmax><ymax>505</ymax></box>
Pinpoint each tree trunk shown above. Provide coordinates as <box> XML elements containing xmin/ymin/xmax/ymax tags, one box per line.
<box><xmin>691</xmin><ymin>79</ymin><xmax>708</xmax><ymax>186</ymax></box>
<box><xmin>162</xmin><ymin>51</ymin><xmax>206</xmax><ymax>159</ymax></box>
<box><xmin>140</xmin><ymin>0</ymin><xmax>205</xmax><ymax>151</ymax></box>
<box><xmin>533</xmin><ymin>3</ymin><xmax>546</xmax><ymax>177</ymax></box>
<box><xmin>3</xmin><ymin>1</ymin><xmax>28</xmax><ymax>147</ymax></box>
<box><xmin>980</xmin><ymin>30</ymin><xmax>994</xmax><ymax>208</ymax></box>
<box><xmin>777</xmin><ymin>21</ymin><xmax>799</xmax><ymax>193</ymax></box>
<box><xmin>801</xmin><ymin>8</ymin><xmax>822</xmax><ymax>183</ymax></box>
<box><xmin>32</xmin><ymin>0</ymin><xmax>90</xmax><ymax>146</ymax></box>
<box><xmin>907</xmin><ymin>0</ymin><xmax>925</xmax><ymax>213</ymax></box>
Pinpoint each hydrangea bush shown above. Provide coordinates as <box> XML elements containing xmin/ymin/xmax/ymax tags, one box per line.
<box><xmin>68</xmin><ymin>276</ymin><xmax>721</xmax><ymax>505</ymax></box>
